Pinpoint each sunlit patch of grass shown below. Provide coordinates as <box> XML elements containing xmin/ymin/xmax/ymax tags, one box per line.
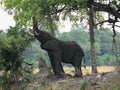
<box><xmin>32</xmin><ymin>66</ymin><xmax>116</xmax><ymax>76</ymax></box>
<box><xmin>28</xmin><ymin>66</ymin><xmax>118</xmax><ymax>90</ymax></box>
<box><xmin>97</xmin><ymin>66</ymin><xmax>116</xmax><ymax>73</ymax></box>
<box><xmin>63</xmin><ymin>66</ymin><xmax>116</xmax><ymax>76</ymax></box>
<box><xmin>33</xmin><ymin>68</ymin><xmax>39</xmax><ymax>74</ymax></box>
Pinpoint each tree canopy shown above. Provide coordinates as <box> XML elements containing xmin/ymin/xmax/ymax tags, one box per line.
<box><xmin>1</xmin><ymin>0</ymin><xmax>120</xmax><ymax>30</ymax></box>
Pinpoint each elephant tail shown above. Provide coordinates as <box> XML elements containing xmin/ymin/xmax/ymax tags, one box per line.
<box><xmin>82</xmin><ymin>55</ymin><xmax>86</xmax><ymax>68</ymax></box>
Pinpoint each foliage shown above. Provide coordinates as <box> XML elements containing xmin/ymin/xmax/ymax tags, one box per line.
<box><xmin>0</xmin><ymin>27</ymin><xmax>31</xmax><ymax>71</ymax></box>
<box><xmin>97</xmin><ymin>54</ymin><xmax>116</xmax><ymax>66</ymax></box>
<box><xmin>2</xmin><ymin>0</ymin><xmax>120</xmax><ymax>30</ymax></box>
<box><xmin>21</xmin><ymin>72</ymin><xmax>34</xmax><ymax>87</ymax></box>
<box><xmin>0</xmin><ymin>73</ymin><xmax>10</xmax><ymax>90</ymax></box>
<box><xmin>0</xmin><ymin>27</ymin><xmax>33</xmax><ymax>89</ymax></box>
<box><xmin>0</xmin><ymin>36</ymin><xmax>25</xmax><ymax>72</ymax></box>
<box><xmin>1</xmin><ymin>0</ymin><xmax>88</xmax><ymax>29</ymax></box>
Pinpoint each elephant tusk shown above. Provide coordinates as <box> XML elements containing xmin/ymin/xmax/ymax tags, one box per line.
<box><xmin>34</xmin><ymin>31</ymin><xmax>40</xmax><ymax>35</ymax></box>
<box><xmin>27</xmin><ymin>30</ymin><xmax>34</xmax><ymax>36</ymax></box>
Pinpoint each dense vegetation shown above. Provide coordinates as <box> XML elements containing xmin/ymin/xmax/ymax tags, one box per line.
<box><xmin>0</xmin><ymin>27</ymin><xmax>34</xmax><ymax>89</ymax></box>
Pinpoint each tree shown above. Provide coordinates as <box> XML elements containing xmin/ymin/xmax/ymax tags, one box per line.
<box><xmin>88</xmin><ymin>3</ymin><xmax>97</xmax><ymax>73</ymax></box>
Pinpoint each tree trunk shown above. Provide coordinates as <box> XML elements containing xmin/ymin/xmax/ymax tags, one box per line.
<box><xmin>46</xmin><ymin>7</ymin><xmax>55</xmax><ymax>36</ymax></box>
<box><xmin>89</xmin><ymin>6</ymin><xmax>97</xmax><ymax>73</ymax></box>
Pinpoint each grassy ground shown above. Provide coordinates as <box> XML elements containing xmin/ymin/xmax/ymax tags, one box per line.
<box><xmin>0</xmin><ymin>66</ymin><xmax>118</xmax><ymax>90</ymax></box>
<box><xmin>29</xmin><ymin>66</ymin><xmax>119</xmax><ymax>90</ymax></box>
<box><xmin>55</xmin><ymin>66</ymin><xmax>116</xmax><ymax>76</ymax></box>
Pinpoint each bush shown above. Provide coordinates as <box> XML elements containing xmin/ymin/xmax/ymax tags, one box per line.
<box><xmin>0</xmin><ymin>27</ymin><xmax>33</xmax><ymax>89</ymax></box>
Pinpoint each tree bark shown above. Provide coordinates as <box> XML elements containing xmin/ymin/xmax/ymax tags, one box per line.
<box><xmin>88</xmin><ymin>6</ymin><xmax>97</xmax><ymax>73</ymax></box>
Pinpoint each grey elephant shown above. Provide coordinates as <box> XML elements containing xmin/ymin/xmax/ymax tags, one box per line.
<box><xmin>32</xmin><ymin>16</ymin><xmax>85</xmax><ymax>78</ymax></box>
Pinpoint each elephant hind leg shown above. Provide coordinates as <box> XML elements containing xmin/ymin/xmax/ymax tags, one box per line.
<box><xmin>72</xmin><ymin>53</ymin><xmax>83</xmax><ymax>77</ymax></box>
<box><xmin>74</xmin><ymin>67</ymin><xmax>82</xmax><ymax>77</ymax></box>
<box><xmin>60</xmin><ymin>63</ymin><xmax>65</xmax><ymax>73</ymax></box>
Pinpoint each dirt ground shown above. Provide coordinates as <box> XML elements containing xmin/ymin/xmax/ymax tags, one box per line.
<box><xmin>25</xmin><ymin>66</ymin><xmax>120</xmax><ymax>90</ymax></box>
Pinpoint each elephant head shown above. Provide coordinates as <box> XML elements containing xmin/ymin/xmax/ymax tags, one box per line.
<box><xmin>32</xmin><ymin>16</ymin><xmax>53</xmax><ymax>44</ymax></box>
<box><xmin>32</xmin><ymin>16</ymin><xmax>46</xmax><ymax>42</ymax></box>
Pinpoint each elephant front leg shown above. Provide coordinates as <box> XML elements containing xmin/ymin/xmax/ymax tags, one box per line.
<box><xmin>48</xmin><ymin>51</ymin><xmax>64</xmax><ymax>78</ymax></box>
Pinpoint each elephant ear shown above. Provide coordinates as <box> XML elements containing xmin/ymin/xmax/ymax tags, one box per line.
<box><xmin>41</xmin><ymin>39</ymin><xmax>60</xmax><ymax>51</ymax></box>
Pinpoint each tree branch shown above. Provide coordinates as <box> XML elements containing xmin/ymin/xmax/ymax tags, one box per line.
<box><xmin>95</xmin><ymin>20</ymin><xmax>109</xmax><ymax>26</ymax></box>
<box><xmin>95</xmin><ymin>19</ymin><xmax>120</xmax><ymax>26</ymax></box>
<box><xmin>50</xmin><ymin>5</ymin><xmax>66</xmax><ymax>15</ymax></box>
<box><xmin>108</xmin><ymin>24</ymin><xmax>120</xmax><ymax>28</ymax></box>
<box><xmin>89</xmin><ymin>1</ymin><xmax>120</xmax><ymax>19</ymax></box>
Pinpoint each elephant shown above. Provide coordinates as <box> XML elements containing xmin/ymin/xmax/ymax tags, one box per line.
<box><xmin>32</xmin><ymin>16</ymin><xmax>85</xmax><ymax>78</ymax></box>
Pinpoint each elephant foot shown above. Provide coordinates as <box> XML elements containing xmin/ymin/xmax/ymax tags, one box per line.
<box><xmin>73</xmin><ymin>73</ymin><xmax>82</xmax><ymax>78</ymax></box>
<box><xmin>63</xmin><ymin>73</ymin><xmax>72</xmax><ymax>77</ymax></box>
<box><xmin>54</xmin><ymin>72</ymin><xmax>71</xmax><ymax>79</ymax></box>
<box><xmin>74</xmin><ymin>67</ymin><xmax>83</xmax><ymax>78</ymax></box>
<box><xmin>52</xmin><ymin>75</ymin><xmax>62</xmax><ymax>80</ymax></box>
<box><xmin>54</xmin><ymin>73</ymin><xmax>65</xmax><ymax>78</ymax></box>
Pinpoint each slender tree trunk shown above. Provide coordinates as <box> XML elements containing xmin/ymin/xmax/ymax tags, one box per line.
<box><xmin>46</xmin><ymin>7</ymin><xmax>55</xmax><ymax>36</ymax></box>
<box><xmin>89</xmin><ymin>6</ymin><xmax>97</xmax><ymax>73</ymax></box>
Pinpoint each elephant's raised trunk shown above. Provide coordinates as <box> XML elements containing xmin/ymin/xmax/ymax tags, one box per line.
<box><xmin>32</xmin><ymin>16</ymin><xmax>40</xmax><ymax>35</ymax></box>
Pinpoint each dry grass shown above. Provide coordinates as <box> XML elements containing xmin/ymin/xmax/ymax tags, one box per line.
<box><xmin>0</xmin><ymin>66</ymin><xmax>116</xmax><ymax>76</ymax></box>
<box><xmin>96</xmin><ymin>66</ymin><xmax>117</xmax><ymax>73</ymax></box>
<box><xmin>33</xmin><ymin>66</ymin><xmax>117</xmax><ymax>75</ymax></box>
<box><xmin>33</xmin><ymin>68</ymin><xmax>39</xmax><ymax>74</ymax></box>
<box><xmin>63</xmin><ymin>66</ymin><xmax>116</xmax><ymax>75</ymax></box>
<box><xmin>0</xmin><ymin>66</ymin><xmax>118</xmax><ymax>90</ymax></box>
<box><xmin>26</xmin><ymin>66</ymin><xmax>120</xmax><ymax>90</ymax></box>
